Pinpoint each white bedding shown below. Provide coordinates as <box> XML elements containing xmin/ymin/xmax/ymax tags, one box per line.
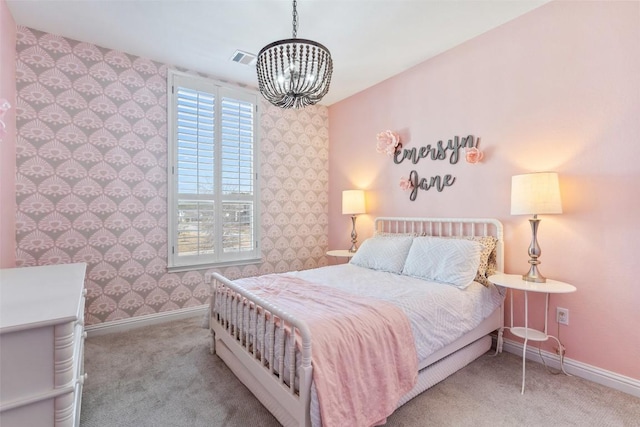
<box><xmin>288</xmin><ymin>263</ymin><xmax>504</xmax><ymax>367</ymax></box>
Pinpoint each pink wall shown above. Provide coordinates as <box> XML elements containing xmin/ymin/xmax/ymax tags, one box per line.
<box><xmin>0</xmin><ymin>0</ymin><xmax>16</xmax><ymax>268</ymax></box>
<box><xmin>328</xmin><ymin>1</ymin><xmax>640</xmax><ymax>380</ymax></box>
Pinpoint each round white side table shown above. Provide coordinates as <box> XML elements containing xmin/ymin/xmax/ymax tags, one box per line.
<box><xmin>326</xmin><ymin>249</ymin><xmax>355</xmax><ymax>259</ymax></box>
<box><xmin>489</xmin><ymin>273</ymin><xmax>576</xmax><ymax>394</ymax></box>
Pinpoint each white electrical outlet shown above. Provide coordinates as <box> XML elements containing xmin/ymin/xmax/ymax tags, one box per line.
<box><xmin>556</xmin><ymin>307</ymin><xmax>569</xmax><ymax>325</ymax></box>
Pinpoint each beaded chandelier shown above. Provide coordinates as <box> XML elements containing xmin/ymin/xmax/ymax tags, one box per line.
<box><xmin>256</xmin><ymin>0</ymin><xmax>333</xmax><ymax>109</ymax></box>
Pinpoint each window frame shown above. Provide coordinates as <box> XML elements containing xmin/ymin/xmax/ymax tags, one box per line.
<box><xmin>167</xmin><ymin>70</ymin><xmax>261</xmax><ymax>271</ymax></box>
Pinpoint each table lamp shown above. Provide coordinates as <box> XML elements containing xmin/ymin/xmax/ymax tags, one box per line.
<box><xmin>511</xmin><ymin>172</ymin><xmax>562</xmax><ymax>283</ymax></box>
<box><xmin>342</xmin><ymin>190</ymin><xmax>366</xmax><ymax>252</ymax></box>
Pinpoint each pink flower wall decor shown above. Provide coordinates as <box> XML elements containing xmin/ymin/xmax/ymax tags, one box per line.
<box><xmin>465</xmin><ymin>147</ymin><xmax>483</xmax><ymax>164</ymax></box>
<box><xmin>0</xmin><ymin>98</ymin><xmax>11</xmax><ymax>139</ymax></box>
<box><xmin>399</xmin><ymin>177</ymin><xmax>414</xmax><ymax>191</ymax></box>
<box><xmin>0</xmin><ymin>99</ymin><xmax>10</xmax><ymax>116</ymax></box>
<box><xmin>376</xmin><ymin>130</ymin><xmax>401</xmax><ymax>157</ymax></box>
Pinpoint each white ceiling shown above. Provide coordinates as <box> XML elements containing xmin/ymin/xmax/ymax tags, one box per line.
<box><xmin>6</xmin><ymin>0</ymin><xmax>549</xmax><ymax>106</ymax></box>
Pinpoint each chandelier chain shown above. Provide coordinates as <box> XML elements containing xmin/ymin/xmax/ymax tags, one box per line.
<box><xmin>292</xmin><ymin>0</ymin><xmax>298</xmax><ymax>38</ymax></box>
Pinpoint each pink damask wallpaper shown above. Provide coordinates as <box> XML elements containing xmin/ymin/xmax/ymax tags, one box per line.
<box><xmin>14</xmin><ymin>27</ymin><xmax>329</xmax><ymax>325</ymax></box>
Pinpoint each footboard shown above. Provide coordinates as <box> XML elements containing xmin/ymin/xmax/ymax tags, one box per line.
<box><xmin>208</xmin><ymin>272</ymin><xmax>313</xmax><ymax>427</ymax></box>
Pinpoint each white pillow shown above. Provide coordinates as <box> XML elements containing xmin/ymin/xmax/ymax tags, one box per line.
<box><xmin>402</xmin><ymin>236</ymin><xmax>482</xmax><ymax>289</ymax></box>
<box><xmin>349</xmin><ymin>236</ymin><xmax>414</xmax><ymax>274</ymax></box>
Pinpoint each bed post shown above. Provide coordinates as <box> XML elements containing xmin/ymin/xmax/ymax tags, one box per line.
<box><xmin>209</xmin><ymin>276</ymin><xmax>217</xmax><ymax>355</ymax></box>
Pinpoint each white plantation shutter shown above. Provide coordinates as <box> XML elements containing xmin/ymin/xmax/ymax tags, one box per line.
<box><xmin>176</xmin><ymin>87</ymin><xmax>215</xmax><ymax>258</ymax></box>
<box><xmin>220</xmin><ymin>93</ymin><xmax>255</xmax><ymax>254</ymax></box>
<box><xmin>168</xmin><ymin>71</ymin><xmax>259</xmax><ymax>269</ymax></box>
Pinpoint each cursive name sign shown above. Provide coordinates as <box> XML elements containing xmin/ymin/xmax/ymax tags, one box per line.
<box><xmin>407</xmin><ymin>171</ymin><xmax>455</xmax><ymax>201</ymax></box>
<box><xmin>395</xmin><ymin>135</ymin><xmax>478</xmax><ymax>201</ymax></box>
<box><xmin>394</xmin><ymin>135</ymin><xmax>475</xmax><ymax>166</ymax></box>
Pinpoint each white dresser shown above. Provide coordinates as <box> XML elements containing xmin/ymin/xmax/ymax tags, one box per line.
<box><xmin>0</xmin><ymin>263</ymin><xmax>87</xmax><ymax>427</ymax></box>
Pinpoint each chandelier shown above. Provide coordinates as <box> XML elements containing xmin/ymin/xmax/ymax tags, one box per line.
<box><xmin>256</xmin><ymin>0</ymin><xmax>333</xmax><ymax>109</ymax></box>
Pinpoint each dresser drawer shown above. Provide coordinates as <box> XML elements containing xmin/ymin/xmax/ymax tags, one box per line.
<box><xmin>0</xmin><ymin>397</ymin><xmax>55</xmax><ymax>427</ymax></box>
<box><xmin>0</xmin><ymin>325</ymin><xmax>56</xmax><ymax>402</ymax></box>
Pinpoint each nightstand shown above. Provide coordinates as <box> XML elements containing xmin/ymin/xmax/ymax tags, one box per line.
<box><xmin>488</xmin><ymin>273</ymin><xmax>576</xmax><ymax>394</ymax></box>
<box><xmin>326</xmin><ymin>249</ymin><xmax>355</xmax><ymax>259</ymax></box>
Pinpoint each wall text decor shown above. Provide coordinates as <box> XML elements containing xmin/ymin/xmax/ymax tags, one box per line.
<box><xmin>393</xmin><ymin>135</ymin><xmax>475</xmax><ymax>165</ymax></box>
<box><xmin>376</xmin><ymin>132</ymin><xmax>483</xmax><ymax>201</ymax></box>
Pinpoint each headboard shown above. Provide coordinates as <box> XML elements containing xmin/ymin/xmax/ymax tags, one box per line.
<box><xmin>374</xmin><ymin>217</ymin><xmax>504</xmax><ymax>273</ymax></box>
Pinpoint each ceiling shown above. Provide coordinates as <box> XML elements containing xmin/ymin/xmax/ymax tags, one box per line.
<box><xmin>6</xmin><ymin>0</ymin><xmax>549</xmax><ymax>106</ymax></box>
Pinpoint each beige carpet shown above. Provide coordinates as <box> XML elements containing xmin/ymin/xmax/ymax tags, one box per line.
<box><xmin>81</xmin><ymin>317</ymin><xmax>640</xmax><ymax>427</ymax></box>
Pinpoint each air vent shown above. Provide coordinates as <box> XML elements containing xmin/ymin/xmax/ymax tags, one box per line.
<box><xmin>231</xmin><ymin>50</ymin><xmax>257</xmax><ymax>66</ymax></box>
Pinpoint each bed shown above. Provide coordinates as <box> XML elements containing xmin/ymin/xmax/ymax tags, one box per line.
<box><xmin>207</xmin><ymin>217</ymin><xmax>505</xmax><ymax>427</ymax></box>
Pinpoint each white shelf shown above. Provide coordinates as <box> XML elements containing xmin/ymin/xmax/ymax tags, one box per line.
<box><xmin>326</xmin><ymin>250</ymin><xmax>355</xmax><ymax>258</ymax></box>
<box><xmin>510</xmin><ymin>327</ymin><xmax>547</xmax><ymax>342</ymax></box>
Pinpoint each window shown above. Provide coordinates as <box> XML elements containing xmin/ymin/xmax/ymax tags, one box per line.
<box><xmin>167</xmin><ymin>70</ymin><xmax>260</xmax><ymax>270</ymax></box>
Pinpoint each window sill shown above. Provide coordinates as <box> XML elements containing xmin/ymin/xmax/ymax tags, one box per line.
<box><xmin>167</xmin><ymin>257</ymin><xmax>262</xmax><ymax>273</ymax></box>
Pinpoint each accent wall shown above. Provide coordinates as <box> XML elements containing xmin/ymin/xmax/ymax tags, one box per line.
<box><xmin>328</xmin><ymin>1</ymin><xmax>639</xmax><ymax>381</ymax></box>
<box><xmin>14</xmin><ymin>27</ymin><xmax>329</xmax><ymax>325</ymax></box>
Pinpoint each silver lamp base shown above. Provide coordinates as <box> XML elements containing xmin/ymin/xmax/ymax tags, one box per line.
<box><xmin>523</xmin><ymin>215</ymin><xmax>546</xmax><ymax>283</ymax></box>
<box><xmin>522</xmin><ymin>266</ymin><xmax>546</xmax><ymax>283</ymax></box>
<box><xmin>348</xmin><ymin>215</ymin><xmax>358</xmax><ymax>253</ymax></box>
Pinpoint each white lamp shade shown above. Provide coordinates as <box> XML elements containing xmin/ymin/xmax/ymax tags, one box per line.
<box><xmin>342</xmin><ymin>190</ymin><xmax>366</xmax><ymax>215</ymax></box>
<box><xmin>511</xmin><ymin>172</ymin><xmax>562</xmax><ymax>215</ymax></box>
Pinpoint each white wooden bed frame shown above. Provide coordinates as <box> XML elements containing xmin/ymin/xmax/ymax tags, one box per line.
<box><xmin>208</xmin><ymin>217</ymin><xmax>504</xmax><ymax>427</ymax></box>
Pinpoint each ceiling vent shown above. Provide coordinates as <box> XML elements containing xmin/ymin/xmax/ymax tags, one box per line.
<box><xmin>231</xmin><ymin>50</ymin><xmax>257</xmax><ymax>66</ymax></box>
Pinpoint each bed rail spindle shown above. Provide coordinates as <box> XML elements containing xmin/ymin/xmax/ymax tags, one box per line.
<box><xmin>239</xmin><ymin>295</ymin><xmax>244</xmax><ymax>343</ymax></box>
<box><xmin>229</xmin><ymin>292</ymin><xmax>232</xmax><ymax>333</ymax></box>
<box><xmin>218</xmin><ymin>285</ymin><xmax>223</xmax><ymax>325</ymax></box>
<box><xmin>234</xmin><ymin>295</ymin><xmax>239</xmax><ymax>340</ymax></box>
<box><xmin>225</xmin><ymin>291</ymin><xmax>231</xmax><ymax>332</ymax></box>
<box><xmin>278</xmin><ymin>322</ymin><xmax>286</xmax><ymax>384</ymax></box>
<box><xmin>252</xmin><ymin>306</ymin><xmax>258</xmax><ymax>358</ymax></box>
<box><xmin>288</xmin><ymin>326</ymin><xmax>296</xmax><ymax>393</ymax></box>
<box><xmin>260</xmin><ymin>309</ymin><xmax>266</xmax><ymax>365</ymax></box>
<box><xmin>234</xmin><ymin>295</ymin><xmax>240</xmax><ymax>340</ymax></box>
<box><xmin>238</xmin><ymin>295</ymin><xmax>243</xmax><ymax>344</ymax></box>
<box><xmin>224</xmin><ymin>291</ymin><xmax>230</xmax><ymax>333</ymax></box>
<box><xmin>268</xmin><ymin>315</ymin><xmax>275</xmax><ymax>375</ymax></box>
<box><xmin>218</xmin><ymin>285</ymin><xmax>223</xmax><ymax>326</ymax></box>
<box><xmin>242</xmin><ymin>298</ymin><xmax>249</xmax><ymax>349</ymax></box>
<box><xmin>219</xmin><ymin>287</ymin><xmax>224</xmax><ymax>329</ymax></box>
<box><xmin>227</xmin><ymin>291</ymin><xmax>232</xmax><ymax>332</ymax></box>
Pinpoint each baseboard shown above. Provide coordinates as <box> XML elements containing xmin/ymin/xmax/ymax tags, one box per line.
<box><xmin>85</xmin><ymin>305</ymin><xmax>208</xmax><ymax>338</ymax></box>
<box><xmin>500</xmin><ymin>337</ymin><xmax>640</xmax><ymax>398</ymax></box>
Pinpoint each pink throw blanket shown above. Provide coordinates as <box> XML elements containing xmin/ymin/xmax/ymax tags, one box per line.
<box><xmin>237</xmin><ymin>274</ymin><xmax>418</xmax><ymax>427</ymax></box>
